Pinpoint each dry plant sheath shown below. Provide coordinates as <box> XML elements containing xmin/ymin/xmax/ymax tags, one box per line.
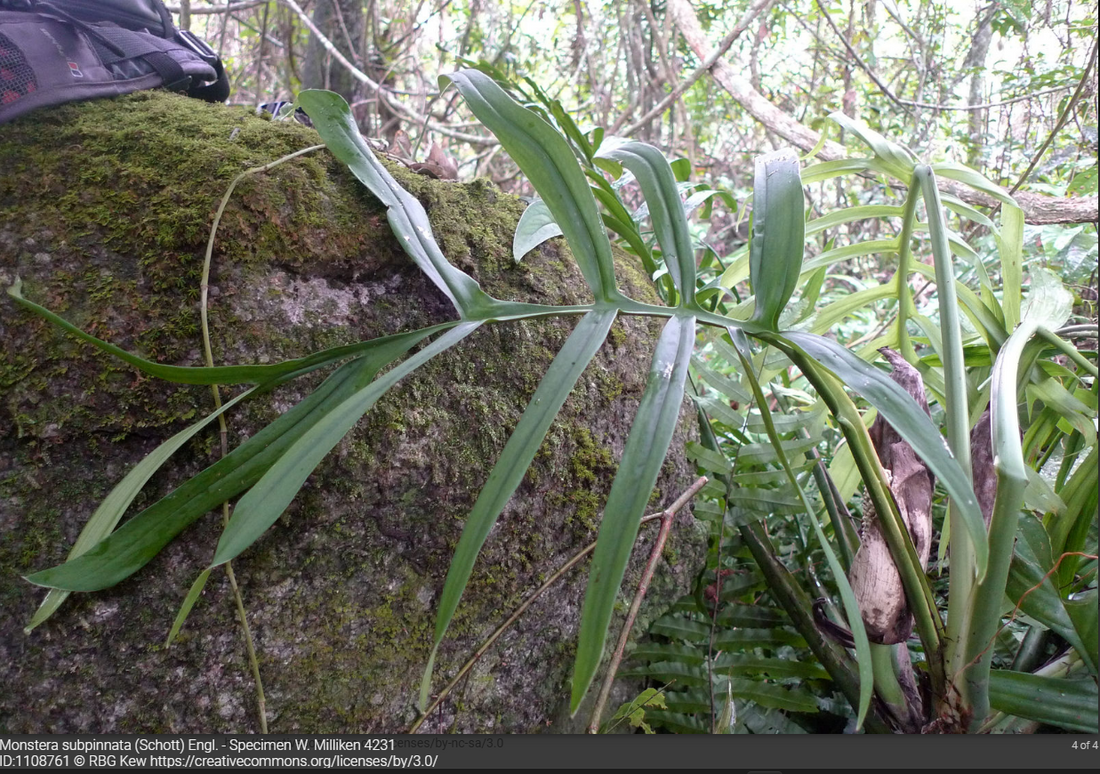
<box><xmin>848</xmin><ymin>348</ymin><xmax>934</xmax><ymax>645</ymax></box>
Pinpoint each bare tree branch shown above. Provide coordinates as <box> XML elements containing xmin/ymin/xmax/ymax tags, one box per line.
<box><xmin>1007</xmin><ymin>192</ymin><xmax>1098</xmax><ymax>225</ymax></box>
<box><xmin>1006</xmin><ymin>36</ymin><xmax>1098</xmax><ymax>198</ymax></box>
<box><xmin>814</xmin><ymin>0</ymin><xmax>1072</xmax><ymax>113</ymax></box>
<box><xmin>667</xmin><ymin>0</ymin><xmax>847</xmax><ymax>159</ymax></box>
<box><xmin>929</xmin><ymin>85</ymin><xmax>1075</xmax><ymax>112</ymax></box>
<box><xmin>617</xmin><ymin>0</ymin><xmax>779</xmax><ymax>136</ymax></box>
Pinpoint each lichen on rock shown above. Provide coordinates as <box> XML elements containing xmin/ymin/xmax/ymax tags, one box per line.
<box><xmin>0</xmin><ymin>91</ymin><xmax>704</xmax><ymax>733</ymax></box>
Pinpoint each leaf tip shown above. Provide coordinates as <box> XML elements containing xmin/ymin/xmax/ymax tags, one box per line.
<box><xmin>22</xmin><ymin>570</ymin><xmax>51</xmax><ymax>589</ymax></box>
<box><xmin>418</xmin><ymin>645</ymin><xmax>439</xmax><ymax>713</ymax></box>
<box><xmin>569</xmin><ymin>663</ymin><xmax>597</xmax><ymax>718</ymax></box>
<box><xmin>437</xmin><ymin>72</ymin><xmax>461</xmax><ymax>93</ymax></box>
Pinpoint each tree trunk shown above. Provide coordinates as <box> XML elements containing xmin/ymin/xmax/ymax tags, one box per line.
<box><xmin>963</xmin><ymin>6</ymin><xmax>996</xmax><ymax>167</ymax></box>
<box><xmin>301</xmin><ymin>0</ymin><xmax>365</xmax><ymax>105</ymax></box>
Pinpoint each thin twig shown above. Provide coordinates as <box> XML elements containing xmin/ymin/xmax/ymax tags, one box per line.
<box><xmin>167</xmin><ymin>1</ymin><xmax>270</xmax><ymax>14</ymax></box>
<box><xmin>960</xmin><ymin>551</ymin><xmax>1098</xmax><ymax>677</ymax></box>
<box><xmin>813</xmin><ymin>0</ymin><xmax>1076</xmax><ymax>113</ymax></box>
<box><xmin>586</xmin><ymin>476</ymin><xmax>709</xmax><ymax>733</ymax></box>
<box><xmin>253</xmin><ymin>2</ymin><xmax>271</xmax><ymax>108</ymax></box>
<box><xmin>1005</xmin><ymin>36</ymin><xmax>1098</xmax><ymax>199</ymax></box>
<box><xmin>408</xmin><ymin>539</ymin><xmax>601</xmax><ymax>733</ymax></box>
<box><xmin>813</xmin><ymin>0</ymin><xmax>912</xmax><ymax>115</ymax></box>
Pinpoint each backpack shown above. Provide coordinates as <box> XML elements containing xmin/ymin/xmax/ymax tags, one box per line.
<box><xmin>0</xmin><ymin>0</ymin><xmax>229</xmax><ymax>125</ymax></box>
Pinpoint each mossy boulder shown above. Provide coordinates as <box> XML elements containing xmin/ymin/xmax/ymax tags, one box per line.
<box><xmin>0</xmin><ymin>91</ymin><xmax>704</xmax><ymax>733</ymax></box>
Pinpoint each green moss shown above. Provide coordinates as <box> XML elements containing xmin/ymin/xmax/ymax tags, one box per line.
<box><xmin>596</xmin><ymin>371</ymin><xmax>625</xmax><ymax>402</ymax></box>
<box><xmin>539</xmin><ymin>426</ymin><xmax>620</xmax><ymax>537</ymax></box>
<box><xmin>608</xmin><ymin>321</ymin><xmax>629</xmax><ymax>348</ymax></box>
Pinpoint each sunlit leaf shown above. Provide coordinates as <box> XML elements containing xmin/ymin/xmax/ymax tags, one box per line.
<box><xmin>800</xmin><ymin>157</ymin><xmax>881</xmax><ymax>185</ymax></box>
<box><xmin>806</xmin><ymin>205</ymin><xmax>904</xmax><ymax>236</ymax></box>
<box><xmin>932</xmin><ymin>161</ymin><xmax>1018</xmax><ymax>209</ymax></box>
<box><xmin>996</xmin><ymin>204</ymin><xmax>1025</xmax><ymax>330</ymax></box>
<box><xmin>829</xmin><ymin>112</ymin><xmax>917</xmax><ymax>179</ymax></box>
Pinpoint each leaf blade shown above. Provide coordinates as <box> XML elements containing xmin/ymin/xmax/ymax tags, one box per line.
<box><xmin>779</xmin><ymin>331</ymin><xmax>988</xmax><ymax>577</ymax></box>
<box><xmin>988</xmin><ymin>672</ymin><xmax>1099</xmax><ymax>733</ymax></box>
<box><xmin>25</xmin><ymin>382</ymin><xmax>264</xmax><ymax>630</ymax></box>
<box><xmin>749</xmin><ymin>150</ymin><xmax>805</xmax><ymax>330</ymax></box>
<box><xmin>597</xmin><ymin>141</ymin><xmax>697</xmax><ymax>304</ymax></box>
<box><xmin>440</xmin><ymin>70</ymin><xmax>617</xmax><ymax>301</ymax></box>
<box><xmin>571</xmin><ymin>314</ymin><xmax>697</xmax><ymax>713</ymax></box>
<box><xmin>298</xmin><ymin>90</ymin><xmax>490</xmax><ymax>316</ymax></box>
<box><xmin>512</xmin><ymin>198</ymin><xmax>563</xmax><ymax>262</ymax></box>
<box><xmin>24</xmin><ymin>329</ymin><xmax>440</xmax><ymax>591</ymax></box>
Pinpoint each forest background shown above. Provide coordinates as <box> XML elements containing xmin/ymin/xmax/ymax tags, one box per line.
<box><xmin>174</xmin><ymin>0</ymin><xmax>1097</xmax><ymax>229</ymax></box>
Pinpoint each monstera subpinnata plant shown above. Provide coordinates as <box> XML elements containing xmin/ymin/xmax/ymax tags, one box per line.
<box><xmin>9</xmin><ymin>69</ymin><xmax>1092</xmax><ymax>730</ymax></box>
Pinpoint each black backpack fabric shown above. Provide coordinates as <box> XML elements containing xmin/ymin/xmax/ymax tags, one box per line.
<box><xmin>0</xmin><ymin>0</ymin><xmax>229</xmax><ymax>125</ymax></box>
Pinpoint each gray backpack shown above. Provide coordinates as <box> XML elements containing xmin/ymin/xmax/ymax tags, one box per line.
<box><xmin>0</xmin><ymin>0</ymin><xmax>229</xmax><ymax>125</ymax></box>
